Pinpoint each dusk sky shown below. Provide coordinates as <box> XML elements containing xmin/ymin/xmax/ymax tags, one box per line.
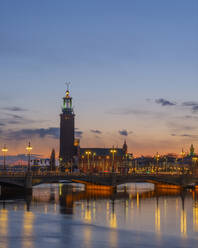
<box><xmin>0</xmin><ymin>0</ymin><xmax>198</xmax><ymax>158</ymax></box>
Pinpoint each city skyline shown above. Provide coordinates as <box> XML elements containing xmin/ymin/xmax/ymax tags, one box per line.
<box><xmin>0</xmin><ymin>0</ymin><xmax>198</xmax><ymax>158</ymax></box>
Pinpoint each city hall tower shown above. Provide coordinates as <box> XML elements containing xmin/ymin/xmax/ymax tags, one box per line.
<box><xmin>59</xmin><ymin>87</ymin><xmax>75</xmax><ymax>163</ymax></box>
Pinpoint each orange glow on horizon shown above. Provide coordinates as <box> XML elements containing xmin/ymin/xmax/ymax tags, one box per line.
<box><xmin>1</xmin><ymin>131</ymin><xmax>195</xmax><ymax>159</ymax></box>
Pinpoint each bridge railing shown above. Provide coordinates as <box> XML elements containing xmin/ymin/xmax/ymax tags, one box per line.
<box><xmin>0</xmin><ymin>171</ymin><xmax>26</xmax><ymax>177</ymax></box>
<box><xmin>0</xmin><ymin>171</ymin><xmax>196</xmax><ymax>179</ymax></box>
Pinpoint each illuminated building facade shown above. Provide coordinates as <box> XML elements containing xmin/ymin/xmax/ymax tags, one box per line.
<box><xmin>79</xmin><ymin>142</ymin><xmax>132</xmax><ymax>173</ymax></box>
<box><xmin>59</xmin><ymin>88</ymin><xmax>75</xmax><ymax>164</ymax></box>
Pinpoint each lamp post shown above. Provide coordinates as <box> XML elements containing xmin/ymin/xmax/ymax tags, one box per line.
<box><xmin>155</xmin><ymin>152</ymin><xmax>160</xmax><ymax>174</ymax></box>
<box><xmin>2</xmin><ymin>145</ymin><xmax>8</xmax><ymax>171</ymax></box>
<box><xmin>192</xmin><ymin>157</ymin><xmax>198</xmax><ymax>176</ymax></box>
<box><xmin>85</xmin><ymin>151</ymin><xmax>91</xmax><ymax>173</ymax></box>
<box><xmin>181</xmin><ymin>149</ymin><xmax>185</xmax><ymax>174</ymax></box>
<box><xmin>93</xmin><ymin>152</ymin><xmax>96</xmax><ymax>172</ymax></box>
<box><xmin>110</xmin><ymin>148</ymin><xmax>117</xmax><ymax>173</ymax></box>
<box><xmin>164</xmin><ymin>156</ymin><xmax>168</xmax><ymax>173</ymax></box>
<box><xmin>26</xmin><ymin>142</ymin><xmax>32</xmax><ymax>172</ymax></box>
<box><xmin>81</xmin><ymin>155</ymin><xmax>84</xmax><ymax>172</ymax></box>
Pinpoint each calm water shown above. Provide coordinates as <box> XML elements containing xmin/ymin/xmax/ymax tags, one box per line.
<box><xmin>0</xmin><ymin>182</ymin><xmax>198</xmax><ymax>248</ymax></box>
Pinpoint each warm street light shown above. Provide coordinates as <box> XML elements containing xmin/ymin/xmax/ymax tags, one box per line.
<box><xmin>155</xmin><ymin>152</ymin><xmax>160</xmax><ymax>174</ymax></box>
<box><xmin>26</xmin><ymin>142</ymin><xmax>32</xmax><ymax>172</ymax></box>
<box><xmin>110</xmin><ymin>148</ymin><xmax>117</xmax><ymax>173</ymax></box>
<box><xmin>163</xmin><ymin>156</ymin><xmax>168</xmax><ymax>172</ymax></box>
<box><xmin>2</xmin><ymin>145</ymin><xmax>8</xmax><ymax>171</ymax></box>
<box><xmin>180</xmin><ymin>149</ymin><xmax>186</xmax><ymax>174</ymax></box>
<box><xmin>93</xmin><ymin>152</ymin><xmax>96</xmax><ymax>170</ymax></box>
<box><xmin>85</xmin><ymin>151</ymin><xmax>91</xmax><ymax>172</ymax></box>
<box><xmin>180</xmin><ymin>149</ymin><xmax>185</xmax><ymax>158</ymax></box>
<box><xmin>192</xmin><ymin>157</ymin><xmax>198</xmax><ymax>175</ymax></box>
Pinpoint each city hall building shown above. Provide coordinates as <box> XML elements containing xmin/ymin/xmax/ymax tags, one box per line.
<box><xmin>59</xmin><ymin>88</ymin><xmax>132</xmax><ymax>172</ymax></box>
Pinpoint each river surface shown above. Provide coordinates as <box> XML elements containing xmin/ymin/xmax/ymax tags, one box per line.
<box><xmin>0</xmin><ymin>182</ymin><xmax>198</xmax><ymax>247</ymax></box>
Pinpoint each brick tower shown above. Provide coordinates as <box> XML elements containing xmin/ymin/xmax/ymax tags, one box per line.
<box><xmin>59</xmin><ymin>86</ymin><xmax>75</xmax><ymax>164</ymax></box>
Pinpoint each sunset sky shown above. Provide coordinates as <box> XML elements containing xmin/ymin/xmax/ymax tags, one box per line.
<box><xmin>0</xmin><ymin>0</ymin><xmax>198</xmax><ymax>159</ymax></box>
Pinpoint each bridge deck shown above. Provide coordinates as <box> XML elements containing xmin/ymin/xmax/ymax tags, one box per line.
<box><xmin>0</xmin><ymin>172</ymin><xmax>197</xmax><ymax>189</ymax></box>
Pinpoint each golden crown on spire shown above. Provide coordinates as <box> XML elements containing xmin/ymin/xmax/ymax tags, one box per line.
<box><xmin>66</xmin><ymin>90</ymin><xmax>70</xmax><ymax>98</ymax></box>
<box><xmin>65</xmin><ymin>81</ymin><xmax>71</xmax><ymax>98</ymax></box>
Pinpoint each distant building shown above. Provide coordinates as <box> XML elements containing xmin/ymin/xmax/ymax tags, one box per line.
<box><xmin>189</xmin><ymin>144</ymin><xmax>195</xmax><ymax>156</ymax></box>
<box><xmin>30</xmin><ymin>158</ymin><xmax>59</xmax><ymax>171</ymax></box>
<box><xmin>31</xmin><ymin>158</ymin><xmax>50</xmax><ymax>167</ymax></box>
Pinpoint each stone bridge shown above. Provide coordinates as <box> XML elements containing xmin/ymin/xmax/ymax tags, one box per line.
<box><xmin>0</xmin><ymin>172</ymin><xmax>197</xmax><ymax>191</ymax></box>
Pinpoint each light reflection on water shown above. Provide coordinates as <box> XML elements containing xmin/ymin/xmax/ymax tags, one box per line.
<box><xmin>0</xmin><ymin>209</ymin><xmax>8</xmax><ymax>248</ymax></box>
<box><xmin>0</xmin><ymin>183</ymin><xmax>198</xmax><ymax>247</ymax></box>
<box><xmin>23</xmin><ymin>211</ymin><xmax>35</xmax><ymax>248</ymax></box>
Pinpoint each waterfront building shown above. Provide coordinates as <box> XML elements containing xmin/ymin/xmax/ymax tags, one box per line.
<box><xmin>78</xmin><ymin>142</ymin><xmax>132</xmax><ymax>173</ymax></box>
<box><xmin>59</xmin><ymin>87</ymin><xmax>132</xmax><ymax>171</ymax></box>
<box><xmin>30</xmin><ymin>158</ymin><xmax>59</xmax><ymax>171</ymax></box>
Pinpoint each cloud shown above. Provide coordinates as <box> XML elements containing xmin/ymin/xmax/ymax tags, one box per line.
<box><xmin>90</xmin><ymin>129</ymin><xmax>102</xmax><ymax>134</ymax></box>
<box><xmin>7</xmin><ymin>114</ymin><xmax>23</xmax><ymax>119</ymax></box>
<box><xmin>0</xmin><ymin>113</ymin><xmax>37</xmax><ymax>126</ymax></box>
<box><xmin>75</xmin><ymin>131</ymin><xmax>83</xmax><ymax>138</ymax></box>
<box><xmin>0</xmin><ymin>153</ymin><xmax>41</xmax><ymax>163</ymax></box>
<box><xmin>182</xmin><ymin>101</ymin><xmax>198</xmax><ymax>113</ymax></box>
<box><xmin>107</xmin><ymin>108</ymin><xmax>149</xmax><ymax>116</ymax></box>
<box><xmin>2</xmin><ymin>107</ymin><xmax>27</xmax><ymax>112</ymax></box>
<box><xmin>182</xmin><ymin>101</ymin><xmax>198</xmax><ymax>107</ymax></box>
<box><xmin>118</xmin><ymin>129</ymin><xmax>132</xmax><ymax>136</ymax></box>
<box><xmin>155</xmin><ymin>98</ymin><xmax>176</xmax><ymax>106</ymax></box>
<box><xmin>167</xmin><ymin>121</ymin><xmax>197</xmax><ymax>132</ymax></box>
<box><xmin>5</xmin><ymin>127</ymin><xmax>60</xmax><ymax>140</ymax></box>
<box><xmin>180</xmin><ymin>134</ymin><xmax>196</xmax><ymax>138</ymax></box>
<box><xmin>106</xmin><ymin>107</ymin><xmax>168</xmax><ymax>120</ymax></box>
<box><xmin>171</xmin><ymin>133</ymin><xmax>198</xmax><ymax>139</ymax></box>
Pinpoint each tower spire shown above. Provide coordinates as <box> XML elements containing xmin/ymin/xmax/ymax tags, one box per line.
<box><xmin>62</xmin><ymin>82</ymin><xmax>73</xmax><ymax>114</ymax></box>
<box><xmin>60</xmin><ymin>82</ymin><xmax>75</xmax><ymax>164</ymax></box>
<box><xmin>65</xmin><ymin>81</ymin><xmax>71</xmax><ymax>97</ymax></box>
<box><xmin>122</xmin><ymin>140</ymin><xmax>128</xmax><ymax>154</ymax></box>
<box><xmin>65</xmin><ymin>81</ymin><xmax>71</xmax><ymax>91</ymax></box>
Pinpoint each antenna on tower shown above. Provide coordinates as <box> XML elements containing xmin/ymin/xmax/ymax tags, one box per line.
<box><xmin>65</xmin><ymin>81</ymin><xmax>71</xmax><ymax>91</ymax></box>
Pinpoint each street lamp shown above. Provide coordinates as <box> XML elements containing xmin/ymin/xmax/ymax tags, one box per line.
<box><xmin>85</xmin><ymin>151</ymin><xmax>91</xmax><ymax>172</ymax></box>
<box><xmin>93</xmin><ymin>152</ymin><xmax>96</xmax><ymax>171</ymax></box>
<box><xmin>155</xmin><ymin>152</ymin><xmax>160</xmax><ymax>174</ymax></box>
<box><xmin>164</xmin><ymin>156</ymin><xmax>168</xmax><ymax>173</ymax></box>
<box><xmin>2</xmin><ymin>145</ymin><xmax>8</xmax><ymax>171</ymax></box>
<box><xmin>180</xmin><ymin>149</ymin><xmax>186</xmax><ymax>174</ymax></box>
<box><xmin>192</xmin><ymin>157</ymin><xmax>198</xmax><ymax>176</ymax></box>
<box><xmin>110</xmin><ymin>148</ymin><xmax>117</xmax><ymax>173</ymax></box>
<box><xmin>26</xmin><ymin>142</ymin><xmax>32</xmax><ymax>172</ymax></box>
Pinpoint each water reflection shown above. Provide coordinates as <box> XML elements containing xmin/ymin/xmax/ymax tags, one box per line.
<box><xmin>83</xmin><ymin>226</ymin><xmax>92</xmax><ymax>248</ymax></box>
<box><xmin>180</xmin><ymin>193</ymin><xmax>187</xmax><ymax>238</ymax></box>
<box><xmin>110</xmin><ymin>212</ymin><xmax>117</xmax><ymax>229</ymax></box>
<box><xmin>155</xmin><ymin>199</ymin><xmax>161</xmax><ymax>234</ymax></box>
<box><xmin>23</xmin><ymin>211</ymin><xmax>35</xmax><ymax>248</ymax></box>
<box><xmin>109</xmin><ymin>229</ymin><xmax>118</xmax><ymax>248</ymax></box>
<box><xmin>193</xmin><ymin>199</ymin><xmax>198</xmax><ymax>232</ymax></box>
<box><xmin>1</xmin><ymin>183</ymin><xmax>198</xmax><ymax>246</ymax></box>
<box><xmin>0</xmin><ymin>209</ymin><xmax>8</xmax><ymax>248</ymax></box>
<box><xmin>84</xmin><ymin>201</ymin><xmax>92</xmax><ymax>223</ymax></box>
<box><xmin>181</xmin><ymin>209</ymin><xmax>187</xmax><ymax>237</ymax></box>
